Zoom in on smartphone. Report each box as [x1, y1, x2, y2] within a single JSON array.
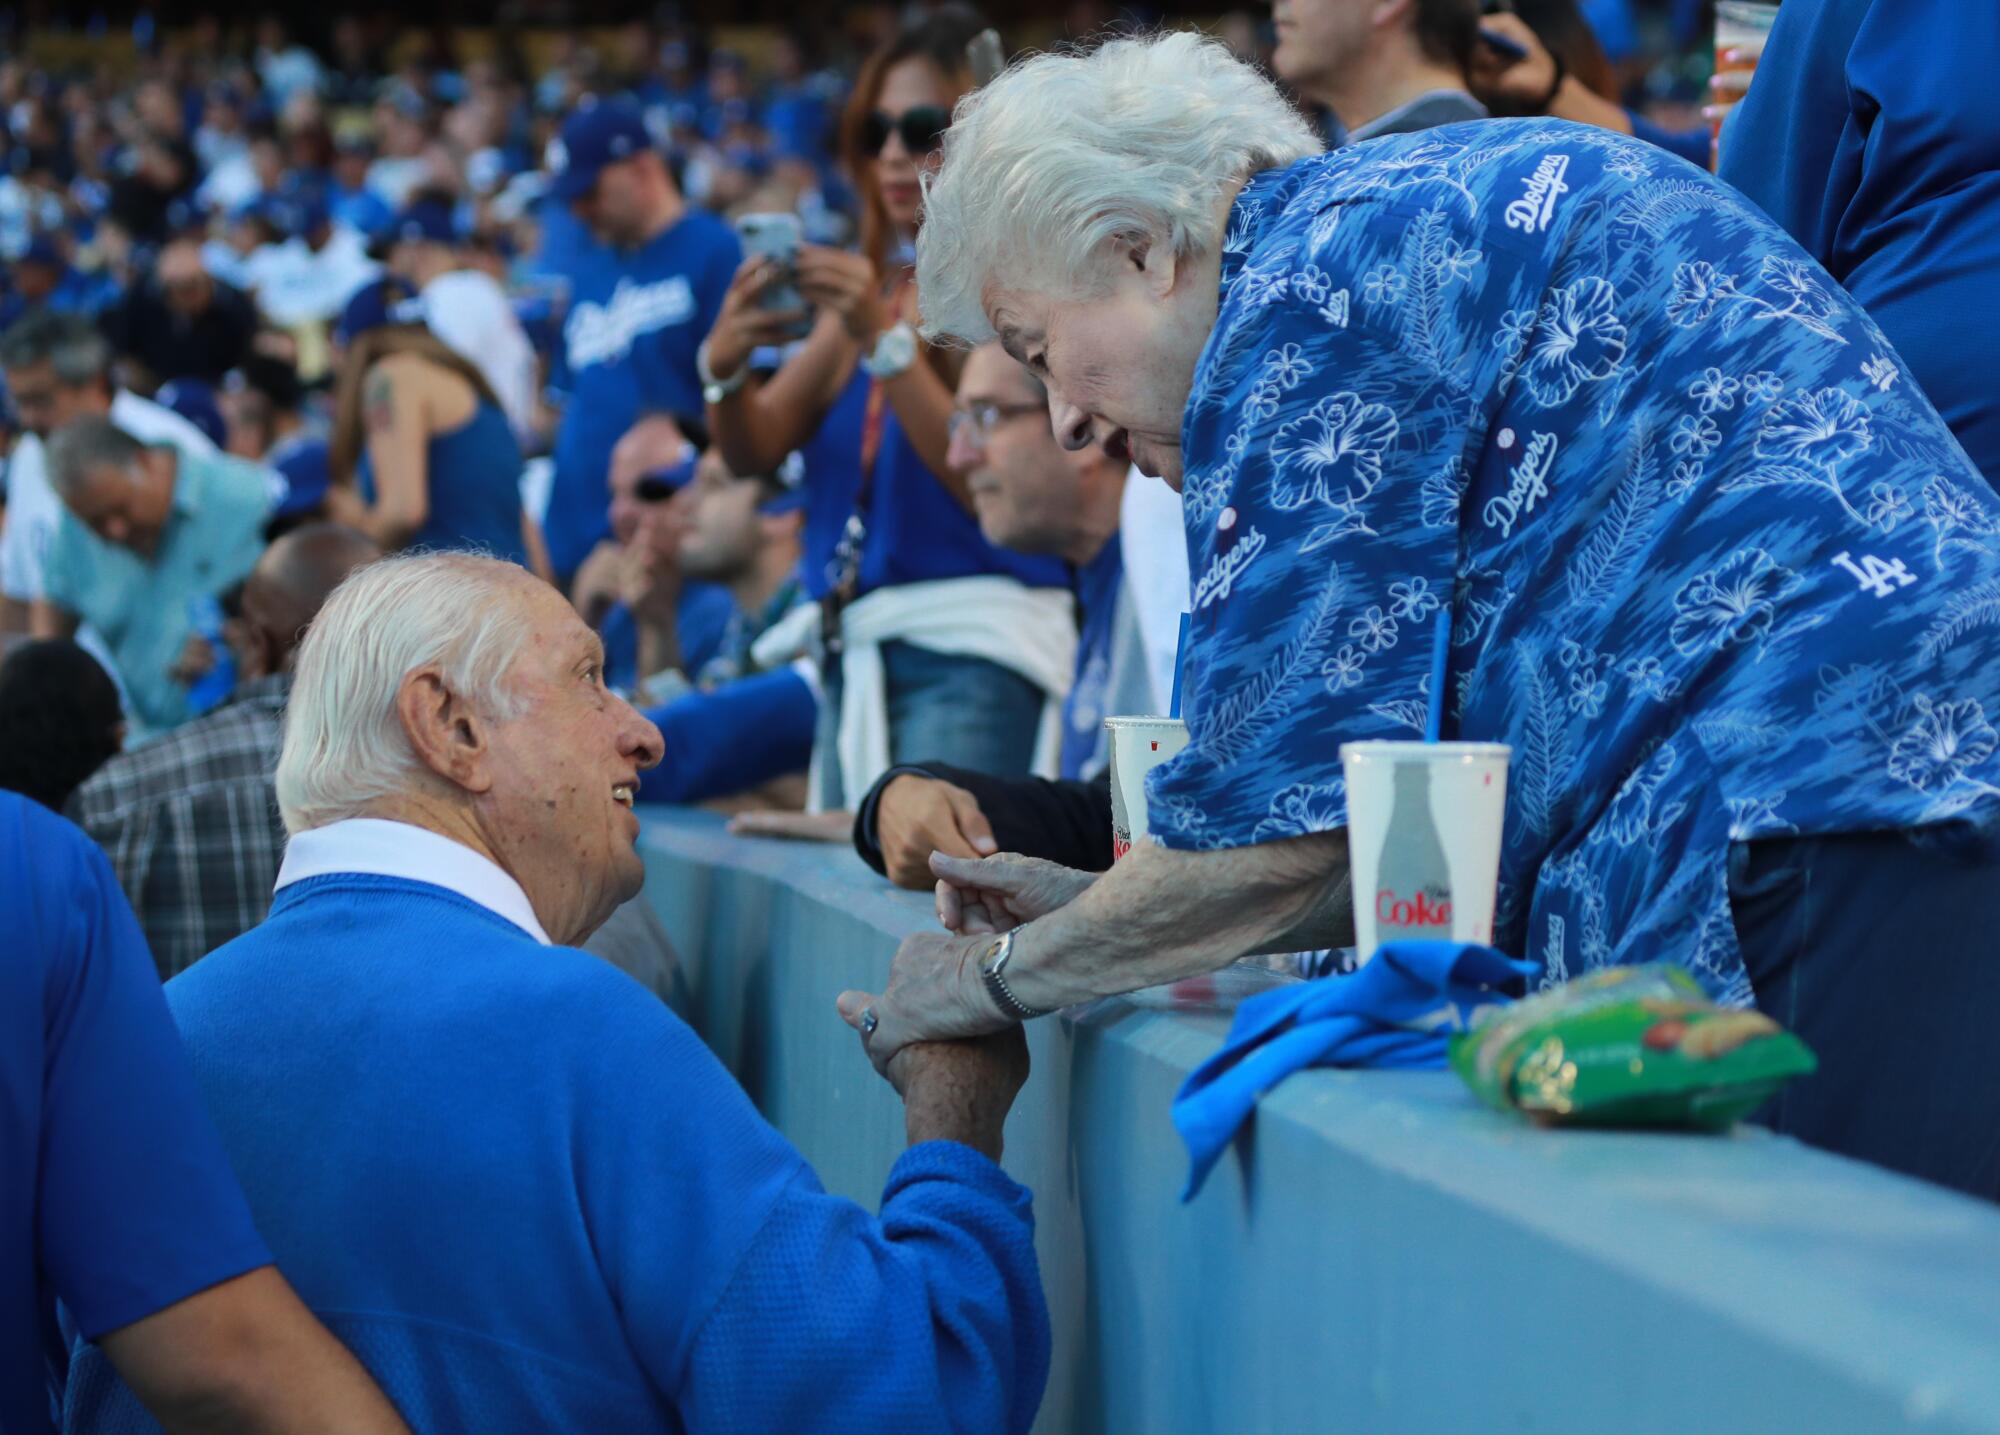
[[733, 212, 813, 341]]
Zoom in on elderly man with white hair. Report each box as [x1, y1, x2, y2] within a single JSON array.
[[839, 34, 2000, 1200], [61, 551, 1050, 1434]]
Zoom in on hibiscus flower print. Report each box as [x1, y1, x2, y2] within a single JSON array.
[[1363, 264, 1405, 305], [1322, 645, 1366, 692], [1522, 276, 1628, 407], [1388, 577, 1440, 622], [1493, 307, 1536, 360], [1251, 780, 1349, 842], [1267, 392, 1400, 511], [1741, 370, 1785, 405], [1669, 549, 1804, 657], [1667, 460, 1703, 499], [1420, 458, 1467, 528], [1348, 605, 1400, 653], [1754, 385, 1873, 474], [1437, 237, 1483, 283], [1264, 343, 1313, 391], [1291, 266, 1332, 306], [1688, 367, 1739, 414], [1888, 695, 1998, 793], [1665, 261, 1738, 328], [1671, 413, 1721, 461], [1605, 152, 1648, 183], [1865, 481, 1912, 534]]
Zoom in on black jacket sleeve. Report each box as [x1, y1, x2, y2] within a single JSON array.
[[853, 763, 1114, 877]]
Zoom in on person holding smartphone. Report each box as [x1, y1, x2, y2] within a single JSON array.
[[698, 8, 1076, 813]]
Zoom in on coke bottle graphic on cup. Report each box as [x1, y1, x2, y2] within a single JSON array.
[[1374, 760, 1454, 941]]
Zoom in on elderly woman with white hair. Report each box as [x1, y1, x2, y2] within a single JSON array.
[[64, 550, 1054, 1433], [840, 33, 2000, 1199]]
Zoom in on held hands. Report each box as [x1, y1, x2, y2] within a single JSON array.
[[930, 851, 1098, 935], [876, 774, 997, 888], [706, 255, 811, 380], [793, 246, 889, 345], [837, 929, 1008, 1077], [884, 1030, 1031, 1162]]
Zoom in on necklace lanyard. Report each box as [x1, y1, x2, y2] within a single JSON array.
[[823, 268, 914, 656]]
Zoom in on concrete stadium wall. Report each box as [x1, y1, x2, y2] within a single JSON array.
[[638, 809, 2000, 1435]]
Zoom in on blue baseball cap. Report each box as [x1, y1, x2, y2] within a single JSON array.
[[269, 433, 333, 519], [334, 276, 425, 346], [153, 379, 228, 449], [388, 197, 459, 246], [546, 98, 654, 204], [16, 233, 62, 269], [265, 181, 331, 240]]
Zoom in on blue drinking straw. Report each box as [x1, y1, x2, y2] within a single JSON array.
[[1169, 612, 1192, 719], [1425, 607, 1450, 742]]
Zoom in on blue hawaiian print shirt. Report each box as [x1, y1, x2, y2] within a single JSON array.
[[1147, 119, 2000, 1004]]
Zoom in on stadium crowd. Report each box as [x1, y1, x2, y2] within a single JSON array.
[[9, 0, 2000, 1430]]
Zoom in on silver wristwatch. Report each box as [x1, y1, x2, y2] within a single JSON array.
[[860, 321, 918, 380], [979, 928, 1049, 1023], [697, 340, 748, 404]]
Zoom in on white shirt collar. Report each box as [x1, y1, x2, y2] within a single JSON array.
[[275, 817, 552, 945]]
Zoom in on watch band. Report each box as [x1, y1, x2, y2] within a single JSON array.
[[697, 340, 748, 402], [980, 929, 1050, 1023], [860, 321, 917, 380]]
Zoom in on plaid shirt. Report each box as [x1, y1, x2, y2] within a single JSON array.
[[67, 673, 290, 979]]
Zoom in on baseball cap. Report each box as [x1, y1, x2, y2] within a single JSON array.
[[546, 97, 654, 204], [334, 276, 425, 346], [154, 379, 229, 449], [388, 196, 459, 246], [265, 181, 331, 240], [15, 233, 62, 269]]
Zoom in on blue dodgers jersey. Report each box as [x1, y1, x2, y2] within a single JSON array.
[[1152, 120, 2000, 1004], [546, 211, 740, 576]]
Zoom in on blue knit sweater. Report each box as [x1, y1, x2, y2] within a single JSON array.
[[60, 875, 1050, 1434]]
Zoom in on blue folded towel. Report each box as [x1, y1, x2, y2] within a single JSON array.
[[1172, 941, 1538, 1200]]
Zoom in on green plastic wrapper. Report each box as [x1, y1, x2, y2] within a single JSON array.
[[1449, 964, 1817, 1129]]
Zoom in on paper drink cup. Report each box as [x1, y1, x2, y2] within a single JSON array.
[[1341, 741, 1510, 965], [1105, 716, 1190, 861]]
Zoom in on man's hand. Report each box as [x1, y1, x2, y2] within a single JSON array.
[[876, 774, 997, 888], [884, 1030, 1030, 1162], [836, 929, 1009, 1075], [569, 538, 626, 626], [930, 851, 1098, 935]]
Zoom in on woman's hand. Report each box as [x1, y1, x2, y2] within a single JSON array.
[[794, 245, 890, 345], [929, 852, 1100, 935], [704, 255, 812, 381]]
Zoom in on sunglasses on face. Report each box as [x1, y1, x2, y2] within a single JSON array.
[[634, 474, 682, 504], [859, 105, 951, 157]]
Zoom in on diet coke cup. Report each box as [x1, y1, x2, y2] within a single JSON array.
[[1340, 740, 1510, 964], [1105, 716, 1190, 860]]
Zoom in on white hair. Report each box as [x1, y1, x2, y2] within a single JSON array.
[[275, 552, 538, 834], [916, 30, 1323, 347]]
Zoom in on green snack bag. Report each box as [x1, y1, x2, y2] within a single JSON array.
[[1449, 963, 1817, 1129]]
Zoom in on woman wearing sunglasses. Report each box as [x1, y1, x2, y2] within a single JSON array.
[[699, 8, 1075, 814]]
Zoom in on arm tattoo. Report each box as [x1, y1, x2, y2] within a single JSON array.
[[364, 371, 397, 435]]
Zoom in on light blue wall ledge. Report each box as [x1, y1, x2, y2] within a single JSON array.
[[637, 809, 2000, 1435]]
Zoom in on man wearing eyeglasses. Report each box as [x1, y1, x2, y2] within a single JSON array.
[[849, 345, 1160, 886]]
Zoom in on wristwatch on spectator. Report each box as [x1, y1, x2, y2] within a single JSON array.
[[978, 928, 1049, 1023], [697, 340, 748, 404], [860, 321, 918, 380]]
